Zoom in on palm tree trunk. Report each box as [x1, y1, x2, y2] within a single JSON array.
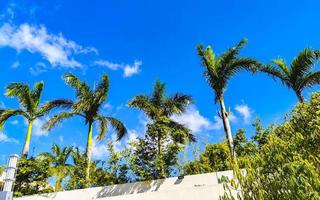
[[55, 173, 61, 192], [85, 122, 93, 186], [21, 121, 33, 157], [295, 91, 304, 103], [218, 96, 236, 160]]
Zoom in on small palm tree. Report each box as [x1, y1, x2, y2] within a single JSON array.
[[261, 48, 320, 102], [40, 144, 73, 192], [197, 38, 260, 159], [0, 81, 71, 157], [44, 73, 127, 185], [128, 80, 196, 155]]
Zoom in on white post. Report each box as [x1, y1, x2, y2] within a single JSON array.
[[0, 154, 19, 200]]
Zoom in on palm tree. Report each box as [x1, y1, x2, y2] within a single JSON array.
[[43, 73, 127, 185], [128, 80, 196, 158], [197, 38, 260, 159], [261, 48, 320, 102], [0, 81, 72, 157], [40, 144, 73, 192]]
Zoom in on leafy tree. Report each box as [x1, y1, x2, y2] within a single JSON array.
[[197, 39, 260, 159], [65, 147, 87, 189], [184, 142, 231, 175], [128, 80, 195, 179], [44, 73, 127, 185], [128, 132, 183, 181], [40, 144, 73, 192], [14, 157, 53, 197], [0, 81, 71, 157], [261, 48, 320, 102], [221, 92, 320, 200]]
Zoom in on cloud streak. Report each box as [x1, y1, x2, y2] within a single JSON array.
[[95, 59, 142, 77], [0, 23, 97, 68]]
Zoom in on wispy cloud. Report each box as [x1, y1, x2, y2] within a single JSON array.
[[172, 105, 237, 133], [123, 61, 142, 77], [11, 61, 20, 68], [172, 106, 212, 133], [235, 103, 252, 124], [0, 23, 97, 68], [29, 62, 47, 75], [32, 118, 48, 136], [95, 59, 142, 78], [0, 132, 19, 144]]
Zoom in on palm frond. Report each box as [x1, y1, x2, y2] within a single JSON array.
[[300, 71, 320, 90], [43, 111, 79, 131], [37, 99, 73, 117], [93, 74, 109, 106], [260, 64, 290, 87], [64, 73, 92, 101], [0, 109, 29, 129], [220, 38, 247, 66], [31, 81, 44, 108], [106, 117, 127, 141], [164, 93, 193, 115], [95, 115, 108, 141], [5, 83, 34, 113], [229, 57, 261, 74], [128, 95, 156, 118], [168, 120, 196, 143], [151, 80, 166, 107], [291, 48, 320, 79]]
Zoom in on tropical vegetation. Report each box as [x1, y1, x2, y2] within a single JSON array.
[[0, 39, 320, 199]]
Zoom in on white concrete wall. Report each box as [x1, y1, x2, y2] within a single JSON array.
[[14, 171, 239, 200]]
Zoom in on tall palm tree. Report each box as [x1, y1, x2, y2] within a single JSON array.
[[128, 80, 196, 157], [197, 38, 260, 159], [40, 144, 73, 192], [0, 81, 72, 157], [261, 48, 320, 102], [43, 73, 127, 185]]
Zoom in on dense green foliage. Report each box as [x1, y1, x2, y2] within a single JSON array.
[[221, 92, 320, 199], [1, 39, 320, 199], [14, 157, 53, 197]]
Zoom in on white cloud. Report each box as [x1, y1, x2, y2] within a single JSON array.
[[123, 60, 142, 77], [11, 61, 20, 68], [235, 104, 252, 124], [172, 105, 238, 133], [0, 23, 97, 68], [32, 118, 48, 136], [127, 129, 138, 142], [95, 59, 142, 78], [94, 60, 122, 70], [103, 103, 112, 110], [172, 106, 211, 133], [92, 138, 109, 160], [29, 62, 47, 75], [0, 132, 19, 144]]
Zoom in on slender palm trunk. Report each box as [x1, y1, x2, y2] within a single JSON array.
[[295, 91, 304, 103], [157, 132, 165, 178], [55, 172, 62, 192], [21, 121, 33, 157], [85, 122, 93, 186], [218, 96, 236, 160]]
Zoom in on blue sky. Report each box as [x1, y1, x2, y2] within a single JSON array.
[[1, 0, 320, 164]]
